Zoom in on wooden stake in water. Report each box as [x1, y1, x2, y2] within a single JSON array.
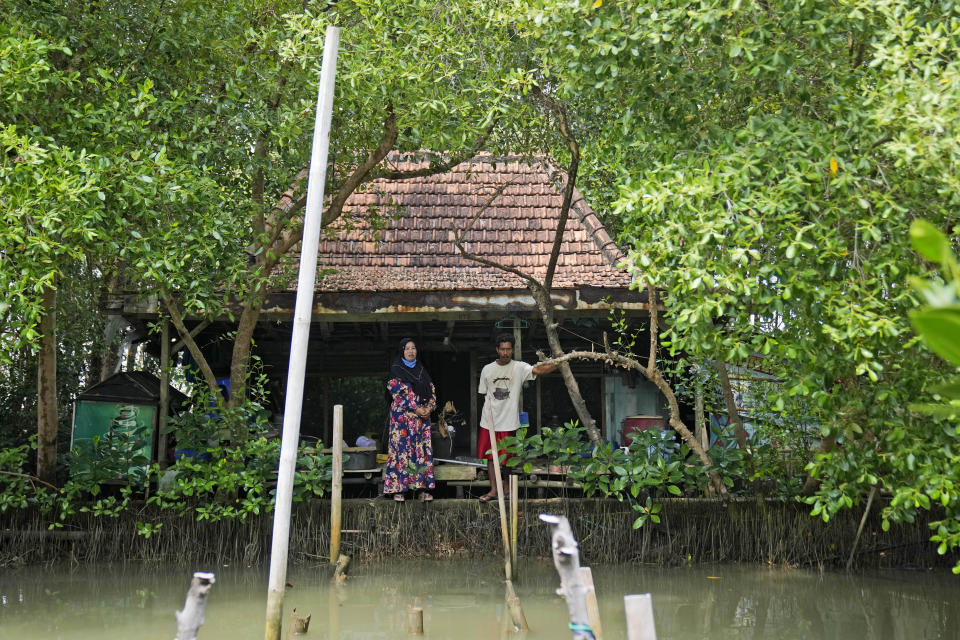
[[264, 25, 340, 640], [330, 404, 343, 565], [580, 566, 604, 640], [488, 425, 529, 631], [623, 594, 658, 640], [289, 609, 311, 636], [176, 572, 216, 640], [539, 514, 593, 640], [407, 606, 424, 634], [332, 553, 351, 583]]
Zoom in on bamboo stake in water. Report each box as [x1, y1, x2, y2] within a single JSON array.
[[264, 26, 340, 640], [510, 474, 519, 571], [489, 425, 512, 578], [330, 404, 344, 565], [488, 425, 528, 631]]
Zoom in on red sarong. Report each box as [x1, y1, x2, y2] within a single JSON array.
[[477, 428, 515, 462]]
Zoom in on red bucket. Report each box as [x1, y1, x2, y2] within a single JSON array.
[[621, 415, 664, 443]]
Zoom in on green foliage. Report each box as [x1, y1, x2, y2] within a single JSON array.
[[147, 437, 332, 522], [898, 220, 960, 573], [70, 428, 151, 485], [503, 422, 703, 529], [3, 0, 960, 560], [512, 0, 960, 566], [0, 427, 333, 527], [0, 441, 43, 512]]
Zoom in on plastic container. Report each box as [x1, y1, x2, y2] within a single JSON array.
[[341, 446, 377, 470], [621, 415, 664, 443]]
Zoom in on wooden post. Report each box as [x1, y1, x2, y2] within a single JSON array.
[[175, 572, 216, 640], [499, 598, 513, 640], [580, 567, 604, 640], [539, 514, 593, 640], [469, 350, 478, 458], [289, 609, 311, 636], [332, 553, 351, 583], [514, 326, 523, 419], [407, 606, 424, 634], [330, 404, 343, 565], [624, 594, 657, 640], [264, 26, 340, 640], [536, 376, 542, 434], [510, 473, 519, 571], [158, 316, 170, 467]]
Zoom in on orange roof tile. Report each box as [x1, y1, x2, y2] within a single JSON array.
[[290, 153, 632, 292]]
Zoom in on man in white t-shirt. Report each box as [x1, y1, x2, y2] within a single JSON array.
[[477, 333, 556, 501]]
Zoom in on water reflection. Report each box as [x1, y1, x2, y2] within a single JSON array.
[[1, 560, 957, 639]]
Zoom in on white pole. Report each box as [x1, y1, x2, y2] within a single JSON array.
[[264, 25, 340, 640], [330, 404, 344, 564]]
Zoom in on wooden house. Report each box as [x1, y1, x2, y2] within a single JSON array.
[[123, 153, 667, 456]]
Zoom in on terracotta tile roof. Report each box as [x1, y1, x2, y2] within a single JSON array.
[[294, 153, 632, 292]]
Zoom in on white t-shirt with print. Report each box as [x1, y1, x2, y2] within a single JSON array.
[[479, 359, 536, 432]]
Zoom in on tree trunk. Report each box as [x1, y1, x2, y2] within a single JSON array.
[[531, 286, 602, 445], [714, 360, 749, 450], [98, 271, 124, 382], [802, 436, 836, 495], [162, 294, 220, 395], [98, 314, 124, 382], [537, 349, 729, 499], [36, 286, 58, 484], [227, 290, 265, 410]]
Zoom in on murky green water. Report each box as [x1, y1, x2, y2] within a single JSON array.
[[2, 558, 957, 639]]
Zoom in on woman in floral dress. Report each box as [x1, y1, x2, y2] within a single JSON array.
[[385, 338, 436, 501]]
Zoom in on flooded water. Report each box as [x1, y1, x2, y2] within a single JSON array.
[[1, 558, 958, 639]]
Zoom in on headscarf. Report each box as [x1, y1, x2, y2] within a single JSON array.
[[390, 338, 433, 404]]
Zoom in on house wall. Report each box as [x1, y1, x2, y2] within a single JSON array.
[[603, 374, 665, 445]]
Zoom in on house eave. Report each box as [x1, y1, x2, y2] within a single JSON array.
[[122, 287, 647, 322]]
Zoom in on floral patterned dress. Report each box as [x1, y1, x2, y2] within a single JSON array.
[[384, 378, 436, 495]]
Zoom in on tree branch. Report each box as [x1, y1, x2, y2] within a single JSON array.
[[451, 183, 543, 289], [322, 107, 399, 226], [532, 87, 579, 290], [160, 293, 221, 395], [263, 117, 493, 272], [375, 127, 492, 181], [646, 283, 659, 374], [714, 360, 750, 451], [536, 346, 729, 499], [261, 108, 399, 270], [0, 470, 59, 492]]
